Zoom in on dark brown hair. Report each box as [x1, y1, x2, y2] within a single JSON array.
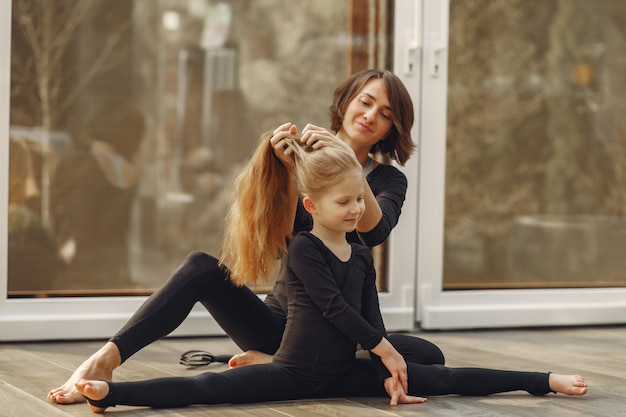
[[329, 69, 415, 165]]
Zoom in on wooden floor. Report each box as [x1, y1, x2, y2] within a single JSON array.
[[1, 326, 624, 417]]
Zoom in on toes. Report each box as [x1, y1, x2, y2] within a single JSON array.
[[52, 392, 85, 404]]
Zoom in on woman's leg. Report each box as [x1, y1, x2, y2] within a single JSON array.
[[50, 251, 285, 404], [112, 251, 285, 360], [77, 364, 308, 411]]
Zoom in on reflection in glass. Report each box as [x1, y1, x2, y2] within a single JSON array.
[[8, 0, 393, 296], [444, 0, 626, 289]]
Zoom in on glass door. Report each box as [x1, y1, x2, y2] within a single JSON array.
[[416, 0, 626, 329], [0, 0, 420, 340]]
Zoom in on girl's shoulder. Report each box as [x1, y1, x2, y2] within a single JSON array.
[[292, 232, 371, 262]]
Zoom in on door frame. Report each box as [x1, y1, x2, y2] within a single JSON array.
[[415, 0, 626, 330]]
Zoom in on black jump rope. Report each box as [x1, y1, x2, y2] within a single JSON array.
[[179, 350, 233, 367]]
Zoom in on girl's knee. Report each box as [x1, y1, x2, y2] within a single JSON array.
[[387, 333, 445, 365]]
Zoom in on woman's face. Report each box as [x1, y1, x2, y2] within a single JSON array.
[[337, 78, 393, 154]]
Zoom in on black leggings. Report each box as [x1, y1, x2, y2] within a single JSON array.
[[89, 360, 552, 409], [110, 251, 445, 365]]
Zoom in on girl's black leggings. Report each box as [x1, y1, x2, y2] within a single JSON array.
[[88, 359, 552, 409], [109, 251, 445, 365]]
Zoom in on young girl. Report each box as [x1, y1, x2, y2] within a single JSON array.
[[75, 134, 587, 412]]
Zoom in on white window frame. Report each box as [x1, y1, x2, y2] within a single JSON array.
[[415, 0, 626, 330], [0, 0, 421, 341]]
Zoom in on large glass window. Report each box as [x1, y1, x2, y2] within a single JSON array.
[[8, 0, 394, 297], [443, 0, 626, 290]]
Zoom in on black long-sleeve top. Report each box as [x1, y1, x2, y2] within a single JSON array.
[[272, 232, 387, 381]]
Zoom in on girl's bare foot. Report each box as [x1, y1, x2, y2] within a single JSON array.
[[75, 379, 109, 413], [228, 350, 273, 368], [48, 342, 121, 404], [549, 374, 588, 396]]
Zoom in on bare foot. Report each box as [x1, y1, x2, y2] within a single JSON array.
[[549, 374, 588, 396], [48, 342, 121, 404], [228, 350, 273, 368], [75, 379, 109, 413]]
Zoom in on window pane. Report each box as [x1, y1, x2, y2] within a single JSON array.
[[8, 0, 393, 296], [444, 0, 626, 290]]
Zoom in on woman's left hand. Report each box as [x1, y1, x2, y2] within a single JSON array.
[[299, 124, 353, 153]]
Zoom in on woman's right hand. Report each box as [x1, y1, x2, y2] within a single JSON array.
[[270, 122, 298, 171]]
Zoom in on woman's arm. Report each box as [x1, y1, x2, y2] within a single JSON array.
[[356, 166, 408, 246], [356, 179, 383, 234], [270, 123, 300, 235]]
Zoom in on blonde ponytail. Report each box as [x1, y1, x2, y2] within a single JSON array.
[[220, 132, 292, 285]]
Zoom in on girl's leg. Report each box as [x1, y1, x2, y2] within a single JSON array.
[[331, 360, 585, 400], [407, 363, 551, 396], [78, 364, 307, 410], [387, 333, 445, 365]]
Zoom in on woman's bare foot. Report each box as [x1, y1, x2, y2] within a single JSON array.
[[75, 379, 110, 413], [228, 350, 273, 368], [549, 374, 588, 396], [48, 342, 121, 404]]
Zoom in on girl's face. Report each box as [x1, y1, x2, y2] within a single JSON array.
[[308, 172, 365, 235], [337, 78, 394, 153]]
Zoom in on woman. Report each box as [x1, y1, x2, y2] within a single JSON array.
[[49, 69, 444, 404], [75, 134, 587, 412]]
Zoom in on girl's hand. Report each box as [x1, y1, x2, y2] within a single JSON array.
[[371, 337, 409, 395], [380, 347, 409, 395], [299, 124, 353, 153], [383, 377, 427, 406], [270, 122, 298, 170]]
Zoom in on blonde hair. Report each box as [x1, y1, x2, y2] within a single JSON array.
[[220, 131, 363, 285]]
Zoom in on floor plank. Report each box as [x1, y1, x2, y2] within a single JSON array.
[[1, 326, 624, 417]]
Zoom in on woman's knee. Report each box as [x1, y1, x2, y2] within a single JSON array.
[[181, 251, 227, 276], [167, 251, 228, 289], [184, 251, 219, 267]]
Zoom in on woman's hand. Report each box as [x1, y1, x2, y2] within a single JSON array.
[[299, 124, 353, 153], [383, 377, 427, 406], [270, 122, 298, 170]]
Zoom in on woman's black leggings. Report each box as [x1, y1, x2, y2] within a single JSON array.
[[88, 360, 552, 409], [109, 251, 445, 365]]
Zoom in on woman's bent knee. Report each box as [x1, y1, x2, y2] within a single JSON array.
[[183, 251, 227, 275]]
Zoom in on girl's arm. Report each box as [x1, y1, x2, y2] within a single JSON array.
[[288, 234, 384, 350], [360, 260, 409, 396]]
